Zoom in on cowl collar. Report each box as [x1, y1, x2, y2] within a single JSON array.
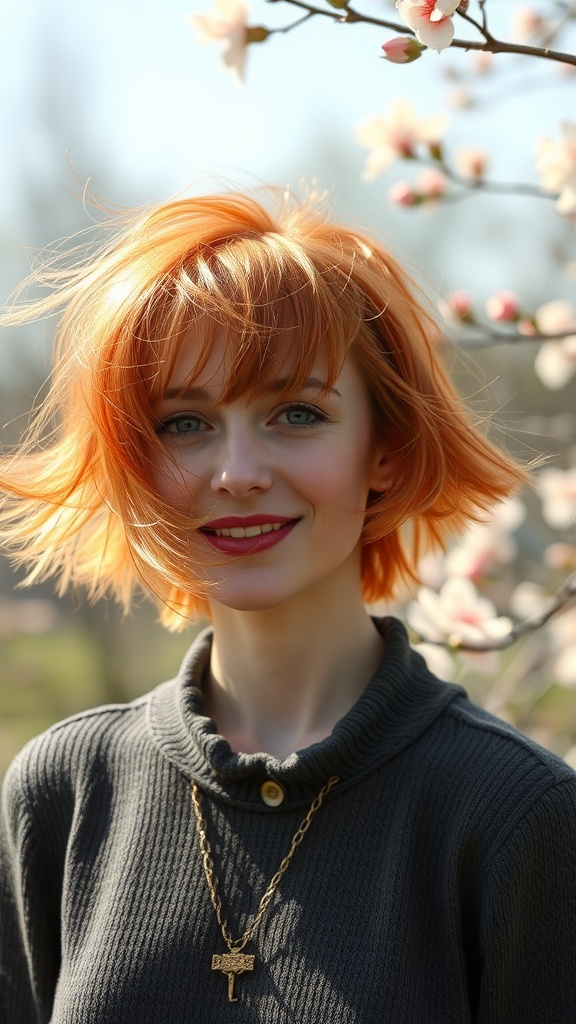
[[148, 616, 465, 809]]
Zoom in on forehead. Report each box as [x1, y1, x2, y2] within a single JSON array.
[[157, 318, 346, 405], [162, 330, 372, 412]]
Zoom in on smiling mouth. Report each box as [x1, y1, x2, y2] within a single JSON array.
[[198, 518, 299, 553], [206, 523, 285, 539]]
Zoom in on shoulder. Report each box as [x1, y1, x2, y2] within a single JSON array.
[[443, 693, 574, 787], [413, 689, 576, 862], [2, 682, 175, 826]]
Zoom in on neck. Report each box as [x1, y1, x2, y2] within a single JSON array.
[[204, 587, 385, 760]]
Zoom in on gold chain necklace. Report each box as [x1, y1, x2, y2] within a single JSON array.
[[191, 775, 340, 1003]]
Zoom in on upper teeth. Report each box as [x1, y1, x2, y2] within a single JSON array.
[[213, 523, 285, 538]]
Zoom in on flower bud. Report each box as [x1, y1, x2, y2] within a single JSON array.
[[388, 180, 418, 207], [439, 290, 474, 323], [428, 142, 443, 162], [381, 36, 424, 64], [245, 26, 269, 43], [485, 291, 520, 322], [415, 168, 446, 199], [455, 145, 489, 179]]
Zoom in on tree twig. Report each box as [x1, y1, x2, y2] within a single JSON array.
[[426, 161, 552, 201], [443, 326, 576, 348], [421, 571, 576, 652], [265, 0, 576, 67]]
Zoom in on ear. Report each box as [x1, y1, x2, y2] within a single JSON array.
[[367, 443, 398, 494]]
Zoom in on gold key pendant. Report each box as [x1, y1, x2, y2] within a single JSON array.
[[212, 951, 255, 1002]]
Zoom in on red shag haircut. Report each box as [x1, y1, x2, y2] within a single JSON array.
[[0, 189, 529, 630]]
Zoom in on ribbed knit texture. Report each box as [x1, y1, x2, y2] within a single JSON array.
[[2, 617, 576, 1023]]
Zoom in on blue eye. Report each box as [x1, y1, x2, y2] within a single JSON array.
[[277, 404, 326, 427], [158, 414, 207, 435]]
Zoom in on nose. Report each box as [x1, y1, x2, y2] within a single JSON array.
[[210, 430, 273, 498]]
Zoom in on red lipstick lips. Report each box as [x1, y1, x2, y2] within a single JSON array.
[[199, 515, 298, 555]]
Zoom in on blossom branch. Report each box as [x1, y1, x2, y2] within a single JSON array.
[[445, 327, 576, 349], [266, 9, 314, 35], [454, 7, 495, 43], [266, 0, 576, 66], [442, 571, 576, 653], [425, 159, 553, 201]]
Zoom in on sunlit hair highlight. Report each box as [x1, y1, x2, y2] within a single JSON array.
[[0, 188, 530, 629]]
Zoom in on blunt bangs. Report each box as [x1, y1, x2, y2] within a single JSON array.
[[138, 232, 367, 412]]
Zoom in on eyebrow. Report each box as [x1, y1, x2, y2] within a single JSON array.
[[161, 376, 342, 401]]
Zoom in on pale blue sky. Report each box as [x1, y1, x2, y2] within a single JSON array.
[[2, 1, 573, 204], [0, 0, 574, 360]]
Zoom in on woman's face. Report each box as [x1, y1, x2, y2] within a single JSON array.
[[150, 333, 391, 613]]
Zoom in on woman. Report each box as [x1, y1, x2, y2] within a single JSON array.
[[1, 189, 575, 1023]]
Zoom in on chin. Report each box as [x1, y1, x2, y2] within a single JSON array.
[[210, 590, 293, 614]]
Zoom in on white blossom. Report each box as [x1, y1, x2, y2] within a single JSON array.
[[407, 577, 512, 646], [396, 0, 459, 53], [355, 99, 448, 181], [535, 122, 576, 217], [187, 0, 249, 81], [533, 300, 576, 390], [536, 467, 576, 529]]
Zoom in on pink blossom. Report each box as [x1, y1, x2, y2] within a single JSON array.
[[355, 99, 448, 181], [535, 122, 576, 217], [455, 145, 489, 180], [512, 7, 545, 42], [518, 318, 538, 336], [544, 543, 576, 570], [533, 299, 576, 389], [396, 0, 460, 53], [187, 0, 251, 81], [437, 289, 473, 323], [416, 167, 446, 198], [391, 169, 446, 209], [485, 290, 520, 322], [536, 467, 576, 529], [407, 577, 512, 647], [388, 181, 418, 206], [381, 36, 424, 63]]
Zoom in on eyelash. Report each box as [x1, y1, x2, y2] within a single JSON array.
[[156, 414, 209, 436], [156, 403, 328, 437], [274, 403, 328, 428]]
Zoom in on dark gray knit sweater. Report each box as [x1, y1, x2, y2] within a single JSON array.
[[2, 617, 576, 1023]]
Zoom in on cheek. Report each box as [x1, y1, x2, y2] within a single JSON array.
[[149, 449, 203, 508], [298, 459, 373, 520], [302, 430, 372, 489]]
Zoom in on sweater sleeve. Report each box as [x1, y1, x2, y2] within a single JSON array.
[[0, 753, 62, 1024], [478, 777, 576, 1023]]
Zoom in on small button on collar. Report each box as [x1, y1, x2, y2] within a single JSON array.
[[260, 779, 285, 807]]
